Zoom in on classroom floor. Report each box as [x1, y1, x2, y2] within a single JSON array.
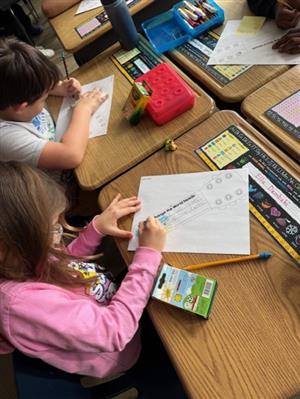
[[29, 0, 78, 76]]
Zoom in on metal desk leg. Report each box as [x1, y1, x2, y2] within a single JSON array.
[[9, 7, 35, 45]]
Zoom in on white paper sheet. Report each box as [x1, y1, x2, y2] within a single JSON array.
[[208, 20, 300, 65], [55, 75, 114, 140], [128, 169, 250, 254], [75, 0, 102, 15]]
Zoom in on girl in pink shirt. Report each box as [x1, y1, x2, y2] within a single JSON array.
[[0, 162, 166, 378]]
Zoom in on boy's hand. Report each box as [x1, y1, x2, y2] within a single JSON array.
[[273, 28, 300, 53], [275, 2, 300, 29], [94, 194, 141, 238], [63, 78, 81, 98], [50, 78, 81, 98], [138, 217, 166, 252], [74, 88, 108, 115]]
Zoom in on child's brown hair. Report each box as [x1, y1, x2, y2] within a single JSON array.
[[0, 38, 60, 110], [0, 162, 87, 286]]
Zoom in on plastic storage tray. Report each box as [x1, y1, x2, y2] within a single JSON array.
[[135, 63, 195, 125], [142, 0, 224, 54]]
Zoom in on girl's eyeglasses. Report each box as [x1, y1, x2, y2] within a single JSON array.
[[52, 223, 63, 246]]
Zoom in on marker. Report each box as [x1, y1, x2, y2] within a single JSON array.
[[61, 52, 70, 80], [184, 252, 272, 271], [184, 7, 199, 21], [183, 1, 205, 19], [202, 2, 217, 14], [178, 8, 198, 27]]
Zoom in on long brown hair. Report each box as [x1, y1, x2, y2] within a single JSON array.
[[0, 162, 86, 286]]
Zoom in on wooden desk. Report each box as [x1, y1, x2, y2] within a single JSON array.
[[49, 0, 152, 53], [168, 0, 289, 103], [49, 0, 178, 63], [99, 111, 300, 399], [242, 66, 300, 163], [47, 44, 215, 190]]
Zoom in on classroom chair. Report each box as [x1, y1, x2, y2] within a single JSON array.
[[0, 0, 34, 45], [12, 350, 139, 399], [21, 0, 39, 23]]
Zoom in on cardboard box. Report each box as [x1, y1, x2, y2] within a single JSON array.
[[152, 263, 217, 319]]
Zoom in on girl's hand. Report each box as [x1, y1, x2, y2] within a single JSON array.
[[74, 88, 108, 115], [94, 194, 141, 238], [138, 217, 166, 252], [50, 78, 81, 98]]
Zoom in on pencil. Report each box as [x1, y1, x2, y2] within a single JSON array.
[[184, 252, 272, 271], [61, 52, 70, 80]]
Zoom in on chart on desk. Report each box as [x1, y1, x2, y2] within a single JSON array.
[[265, 91, 300, 140], [195, 125, 300, 264], [176, 31, 252, 85]]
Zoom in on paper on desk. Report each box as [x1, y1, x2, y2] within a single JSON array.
[[236, 16, 266, 35], [55, 75, 114, 140], [128, 169, 250, 254], [208, 20, 300, 65], [76, 0, 102, 15]]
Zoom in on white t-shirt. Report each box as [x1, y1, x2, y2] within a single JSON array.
[[0, 108, 57, 166]]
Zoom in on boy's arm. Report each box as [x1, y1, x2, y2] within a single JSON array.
[[42, 0, 80, 18], [38, 90, 108, 170], [247, 0, 277, 18], [38, 105, 91, 169]]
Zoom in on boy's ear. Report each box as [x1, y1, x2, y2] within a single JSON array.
[[13, 102, 29, 113]]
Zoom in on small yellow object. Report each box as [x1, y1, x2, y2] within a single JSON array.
[[164, 139, 177, 151]]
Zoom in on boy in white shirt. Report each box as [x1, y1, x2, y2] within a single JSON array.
[[0, 38, 108, 170]]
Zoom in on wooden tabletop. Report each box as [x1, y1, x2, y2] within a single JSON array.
[[168, 0, 289, 103], [49, 0, 154, 53], [242, 66, 300, 163], [99, 110, 300, 399], [47, 43, 215, 190]]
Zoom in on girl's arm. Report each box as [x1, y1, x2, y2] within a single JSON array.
[[67, 195, 141, 257], [38, 89, 108, 170]]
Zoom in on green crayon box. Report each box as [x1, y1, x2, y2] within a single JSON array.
[[122, 80, 152, 125], [152, 263, 217, 319]]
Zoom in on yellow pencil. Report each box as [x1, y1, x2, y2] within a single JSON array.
[[184, 252, 272, 271]]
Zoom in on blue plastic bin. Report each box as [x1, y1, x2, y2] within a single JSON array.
[[142, 0, 224, 54]]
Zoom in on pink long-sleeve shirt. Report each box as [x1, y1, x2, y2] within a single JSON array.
[[0, 220, 162, 378]]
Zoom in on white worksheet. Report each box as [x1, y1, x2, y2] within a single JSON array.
[[76, 0, 102, 15], [128, 169, 250, 254], [208, 20, 300, 65], [55, 75, 114, 140]]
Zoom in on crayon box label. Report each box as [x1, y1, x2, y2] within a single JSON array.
[[152, 264, 217, 319], [122, 81, 152, 125]]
